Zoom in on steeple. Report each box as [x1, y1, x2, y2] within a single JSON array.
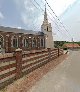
[[44, 4, 48, 24], [41, 5, 54, 48]]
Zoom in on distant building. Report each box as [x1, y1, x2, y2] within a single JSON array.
[[63, 43, 80, 49]]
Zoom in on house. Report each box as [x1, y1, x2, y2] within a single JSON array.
[[63, 43, 80, 49]]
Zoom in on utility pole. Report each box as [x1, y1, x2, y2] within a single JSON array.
[[72, 38, 74, 50]]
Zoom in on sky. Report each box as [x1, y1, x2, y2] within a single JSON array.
[[0, 0, 78, 41], [59, 0, 80, 42]]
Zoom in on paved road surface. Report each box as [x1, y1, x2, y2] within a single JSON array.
[[28, 50, 80, 92]]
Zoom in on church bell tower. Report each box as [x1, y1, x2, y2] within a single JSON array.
[[41, 6, 54, 48]]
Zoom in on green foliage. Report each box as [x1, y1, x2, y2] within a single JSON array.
[[54, 41, 66, 48], [66, 42, 80, 45]]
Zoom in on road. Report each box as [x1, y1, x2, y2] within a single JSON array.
[[28, 50, 80, 92]]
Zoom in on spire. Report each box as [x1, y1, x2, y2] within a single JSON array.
[[44, 4, 48, 23], [45, 4, 47, 14]]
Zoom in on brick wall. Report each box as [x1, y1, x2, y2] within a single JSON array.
[[0, 31, 45, 53], [0, 48, 63, 89]]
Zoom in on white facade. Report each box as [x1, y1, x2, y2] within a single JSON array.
[[41, 7, 54, 48]]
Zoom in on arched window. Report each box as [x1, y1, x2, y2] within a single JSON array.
[[12, 36, 18, 48], [0, 35, 4, 48], [32, 39, 36, 47], [47, 26, 48, 31], [23, 38, 29, 48], [40, 39, 44, 47]]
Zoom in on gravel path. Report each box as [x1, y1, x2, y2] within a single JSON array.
[[28, 50, 80, 92]]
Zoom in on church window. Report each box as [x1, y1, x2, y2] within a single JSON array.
[[40, 39, 44, 47], [12, 36, 18, 48], [47, 26, 48, 31], [23, 39, 29, 48], [0, 35, 4, 48], [32, 39, 36, 47]]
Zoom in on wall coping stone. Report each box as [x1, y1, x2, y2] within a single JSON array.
[[15, 48, 22, 52]]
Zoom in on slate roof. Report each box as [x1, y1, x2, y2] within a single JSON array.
[[0, 26, 38, 34]]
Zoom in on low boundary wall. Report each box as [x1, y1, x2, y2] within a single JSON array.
[[0, 48, 63, 89]]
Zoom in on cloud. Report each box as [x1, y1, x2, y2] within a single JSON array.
[[14, 0, 44, 31], [17, 26, 22, 29], [21, 13, 32, 25], [46, 0, 76, 16], [0, 12, 4, 19], [21, 0, 41, 23]]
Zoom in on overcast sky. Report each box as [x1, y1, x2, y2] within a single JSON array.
[[0, 0, 78, 41], [59, 0, 80, 42]]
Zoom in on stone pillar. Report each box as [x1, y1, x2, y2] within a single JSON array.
[[15, 48, 22, 79], [47, 48, 51, 61], [58, 48, 59, 57]]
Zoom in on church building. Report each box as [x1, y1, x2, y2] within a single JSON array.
[[41, 6, 54, 48], [0, 7, 54, 53]]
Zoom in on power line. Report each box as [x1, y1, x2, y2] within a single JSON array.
[[33, 0, 44, 11], [27, 0, 43, 31], [48, 15, 67, 36], [44, 5, 70, 38], [31, 0, 72, 40], [44, 0, 73, 38], [30, 0, 39, 10]]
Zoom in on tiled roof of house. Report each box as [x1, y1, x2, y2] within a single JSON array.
[[63, 43, 80, 48]]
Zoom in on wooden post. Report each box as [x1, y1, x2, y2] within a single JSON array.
[[15, 48, 22, 79]]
